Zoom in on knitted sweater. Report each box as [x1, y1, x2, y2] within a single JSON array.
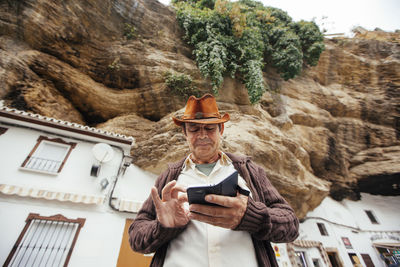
[[129, 152, 299, 267]]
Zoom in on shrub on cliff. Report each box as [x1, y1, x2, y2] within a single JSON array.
[[164, 71, 200, 98], [172, 0, 324, 103]]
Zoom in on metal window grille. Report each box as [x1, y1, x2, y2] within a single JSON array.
[[4, 213, 85, 267], [25, 157, 63, 173]]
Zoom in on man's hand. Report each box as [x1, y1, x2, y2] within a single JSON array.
[[188, 192, 248, 229], [151, 180, 189, 228]]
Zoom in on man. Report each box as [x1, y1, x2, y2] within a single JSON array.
[[129, 94, 299, 267]]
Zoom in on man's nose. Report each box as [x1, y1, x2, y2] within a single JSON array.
[[198, 127, 208, 138]]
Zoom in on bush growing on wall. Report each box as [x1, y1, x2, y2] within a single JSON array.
[[172, 0, 324, 103], [164, 71, 200, 98]]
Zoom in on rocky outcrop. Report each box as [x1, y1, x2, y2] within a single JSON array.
[[1, 0, 399, 218]]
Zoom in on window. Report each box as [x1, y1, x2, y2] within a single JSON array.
[[365, 210, 379, 224], [361, 254, 375, 267], [348, 253, 362, 266], [327, 251, 341, 267], [21, 136, 76, 174], [317, 222, 329, 236], [4, 213, 85, 267], [295, 251, 308, 267]]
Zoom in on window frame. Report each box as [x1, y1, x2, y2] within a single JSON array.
[[20, 136, 76, 175], [4, 213, 85, 267], [317, 222, 329, 236], [294, 250, 308, 267]]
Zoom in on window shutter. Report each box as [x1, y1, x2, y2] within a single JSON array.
[[21, 136, 76, 174]]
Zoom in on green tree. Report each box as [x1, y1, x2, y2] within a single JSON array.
[[173, 0, 325, 103]]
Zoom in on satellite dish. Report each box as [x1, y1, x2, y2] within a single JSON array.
[[92, 143, 114, 163]]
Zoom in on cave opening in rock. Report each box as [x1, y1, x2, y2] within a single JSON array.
[[78, 106, 107, 126], [357, 173, 400, 196], [142, 114, 161, 122]]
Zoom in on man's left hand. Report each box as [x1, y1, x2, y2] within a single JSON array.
[[188, 192, 248, 229]]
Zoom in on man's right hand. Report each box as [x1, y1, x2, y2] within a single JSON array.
[[151, 180, 190, 228]]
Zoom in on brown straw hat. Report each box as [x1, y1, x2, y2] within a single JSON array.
[[172, 94, 230, 126]]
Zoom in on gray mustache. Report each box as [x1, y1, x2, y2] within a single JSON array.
[[195, 141, 213, 145]]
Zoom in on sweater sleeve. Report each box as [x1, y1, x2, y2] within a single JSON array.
[[128, 169, 187, 254], [234, 161, 299, 243]]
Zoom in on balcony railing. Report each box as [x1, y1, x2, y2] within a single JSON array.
[[24, 157, 62, 173]]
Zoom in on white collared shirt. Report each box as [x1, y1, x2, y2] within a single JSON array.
[[163, 152, 258, 267]]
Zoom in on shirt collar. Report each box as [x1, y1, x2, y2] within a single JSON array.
[[219, 151, 232, 165], [182, 151, 231, 172]]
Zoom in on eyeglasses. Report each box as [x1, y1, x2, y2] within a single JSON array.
[[186, 124, 218, 134]]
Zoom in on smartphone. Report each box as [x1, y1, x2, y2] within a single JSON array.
[[187, 171, 238, 206]]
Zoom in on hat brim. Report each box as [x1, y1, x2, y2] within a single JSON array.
[[172, 113, 230, 126]]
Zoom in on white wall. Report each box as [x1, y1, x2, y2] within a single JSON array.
[[115, 164, 157, 202], [298, 194, 400, 267], [0, 124, 124, 196], [343, 193, 400, 231]]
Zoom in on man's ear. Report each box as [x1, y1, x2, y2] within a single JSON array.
[[219, 123, 224, 135], [181, 124, 187, 136]]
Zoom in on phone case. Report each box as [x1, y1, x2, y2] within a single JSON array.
[[187, 171, 238, 205]]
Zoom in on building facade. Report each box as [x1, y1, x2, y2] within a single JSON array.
[[0, 106, 157, 267], [274, 194, 400, 267]]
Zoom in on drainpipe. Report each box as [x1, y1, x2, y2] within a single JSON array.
[[107, 146, 134, 213]]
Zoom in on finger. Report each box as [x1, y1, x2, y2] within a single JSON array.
[[150, 187, 162, 210], [178, 193, 188, 203], [171, 184, 187, 199], [204, 194, 236, 208], [161, 180, 177, 201], [189, 204, 229, 218], [189, 212, 233, 228]]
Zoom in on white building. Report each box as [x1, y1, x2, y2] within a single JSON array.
[[0, 106, 157, 267], [274, 194, 400, 267], [1, 104, 399, 267]]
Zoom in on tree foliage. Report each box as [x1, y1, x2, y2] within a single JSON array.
[[172, 0, 324, 103]]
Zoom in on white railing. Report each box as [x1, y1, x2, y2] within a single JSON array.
[[25, 157, 62, 173]]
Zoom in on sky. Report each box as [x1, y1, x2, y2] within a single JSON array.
[[157, 0, 400, 36]]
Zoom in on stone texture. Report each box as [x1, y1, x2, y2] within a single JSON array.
[[1, 0, 399, 218]]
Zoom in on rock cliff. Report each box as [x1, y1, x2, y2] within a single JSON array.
[[1, 0, 399, 217]]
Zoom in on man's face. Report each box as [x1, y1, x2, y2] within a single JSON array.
[[184, 123, 223, 163]]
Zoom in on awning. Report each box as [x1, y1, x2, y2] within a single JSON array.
[[117, 199, 144, 213], [373, 242, 400, 250], [0, 184, 105, 205], [287, 240, 331, 267], [293, 240, 322, 248]]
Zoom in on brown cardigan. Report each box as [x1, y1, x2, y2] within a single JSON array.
[[129, 153, 299, 267]]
